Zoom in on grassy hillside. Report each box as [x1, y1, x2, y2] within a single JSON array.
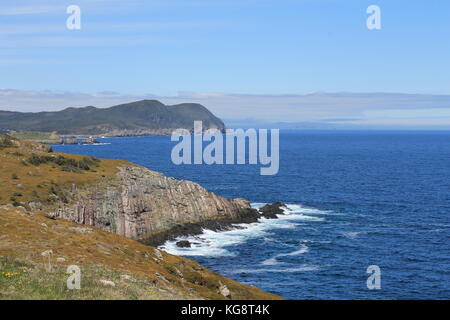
[[0, 135, 280, 300], [0, 208, 279, 300], [0, 134, 128, 210], [0, 100, 225, 135]]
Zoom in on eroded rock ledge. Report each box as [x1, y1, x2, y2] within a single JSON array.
[[51, 165, 259, 244]]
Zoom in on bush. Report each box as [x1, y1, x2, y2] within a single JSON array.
[[10, 197, 21, 207], [0, 137, 14, 150], [25, 154, 100, 173]]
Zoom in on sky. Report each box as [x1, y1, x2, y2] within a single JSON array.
[[1, 0, 450, 128]]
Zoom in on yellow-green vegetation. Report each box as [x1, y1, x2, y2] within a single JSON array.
[[9, 131, 61, 143], [0, 134, 129, 210], [0, 208, 280, 300], [0, 134, 280, 300]]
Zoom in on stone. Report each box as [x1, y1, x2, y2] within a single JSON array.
[[176, 240, 191, 248], [68, 226, 92, 234], [120, 274, 136, 282], [99, 280, 115, 287], [50, 165, 258, 243], [219, 282, 231, 298], [259, 202, 287, 219], [153, 248, 163, 260], [41, 249, 53, 257]]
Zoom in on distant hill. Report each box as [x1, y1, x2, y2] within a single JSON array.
[[0, 100, 225, 136]]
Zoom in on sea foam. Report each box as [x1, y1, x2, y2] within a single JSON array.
[[159, 203, 328, 257]]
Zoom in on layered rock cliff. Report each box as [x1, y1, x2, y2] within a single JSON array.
[[0, 135, 280, 300], [1, 134, 257, 245], [50, 165, 258, 243]]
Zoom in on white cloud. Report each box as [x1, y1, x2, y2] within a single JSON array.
[[0, 89, 450, 129]]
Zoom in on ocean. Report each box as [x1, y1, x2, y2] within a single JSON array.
[[53, 131, 450, 299]]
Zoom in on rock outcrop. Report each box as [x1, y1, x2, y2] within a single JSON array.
[[258, 202, 287, 219], [50, 165, 259, 244]]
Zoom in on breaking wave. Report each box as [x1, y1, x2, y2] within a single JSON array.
[[159, 203, 328, 257]]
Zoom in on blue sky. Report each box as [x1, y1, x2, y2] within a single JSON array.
[[1, 0, 450, 128]]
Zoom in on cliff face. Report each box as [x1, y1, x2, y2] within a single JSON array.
[[50, 165, 257, 242], [1, 135, 256, 244]]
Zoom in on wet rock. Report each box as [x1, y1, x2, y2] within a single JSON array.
[[176, 240, 191, 248], [259, 202, 287, 219]]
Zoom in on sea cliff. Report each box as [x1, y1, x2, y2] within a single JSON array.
[[49, 165, 259, 244], [0, 134, 280, 300]]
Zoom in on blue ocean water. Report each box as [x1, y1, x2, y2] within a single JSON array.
[[53, 131, 450, 299]]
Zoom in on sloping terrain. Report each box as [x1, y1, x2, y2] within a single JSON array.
[[0, 207, 279, 300], [0, 134, 258, 243], [0, 135, 278, 299]]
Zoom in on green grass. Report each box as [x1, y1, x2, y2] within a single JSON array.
[[10, 131, 59, 142], [0, 257, 160, 300], [25, 154, 101, 173]]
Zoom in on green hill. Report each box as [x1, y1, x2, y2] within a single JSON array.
[[0, 100, 225, 136]]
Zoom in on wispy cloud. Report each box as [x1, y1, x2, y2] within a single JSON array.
[[0, 5, 61, 16], [1, 89, 449, 129]]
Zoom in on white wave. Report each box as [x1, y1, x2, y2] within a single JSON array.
[[261, 244, 309, 266], [283, 204, 341, 216], [82, 143, 111, 146], [229, 264, 320, 274], [282, 244, 309, 256], [261, 257, 285, 266], [262, 237, 297, 247], [159, 203, 326, 257], [341, 231, 363, 239]]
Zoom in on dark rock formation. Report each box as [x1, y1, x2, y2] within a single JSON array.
[[176, 240, 191, 248], [259, 202, 287, 219]]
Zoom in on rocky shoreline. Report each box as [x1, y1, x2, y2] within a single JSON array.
[[0, 134, 282, 300], [3, 134, 289, 253], [146, 202, 289, 248]]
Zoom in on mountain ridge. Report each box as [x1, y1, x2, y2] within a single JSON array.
[[0, 100, 225, 136]]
